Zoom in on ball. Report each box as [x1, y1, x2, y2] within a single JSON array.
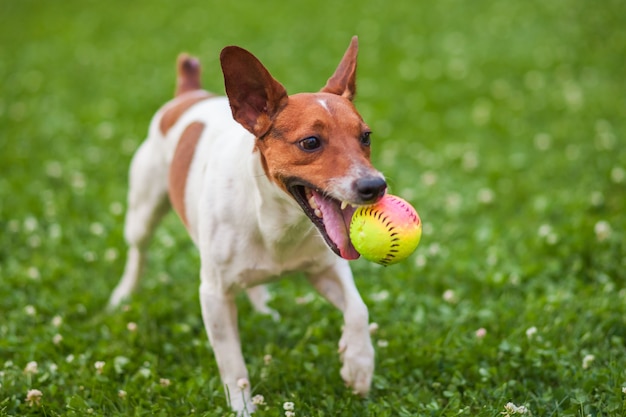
[[349, 194, 422, 266]]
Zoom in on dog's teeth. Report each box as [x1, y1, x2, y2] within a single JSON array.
[[314, 208, 323, 218], [340, 201, 348, 210], [309, 196, 318, 209]]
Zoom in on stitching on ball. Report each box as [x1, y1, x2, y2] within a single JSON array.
[[391, 197, 418, 223]]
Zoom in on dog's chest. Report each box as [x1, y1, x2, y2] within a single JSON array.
[[202, 190, 334, 287], [232, 171, 336, 282]]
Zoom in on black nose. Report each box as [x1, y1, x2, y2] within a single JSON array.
[[354, 176, 387, 203]]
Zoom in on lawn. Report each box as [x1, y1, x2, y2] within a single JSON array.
[[1, 0, 625, 416]]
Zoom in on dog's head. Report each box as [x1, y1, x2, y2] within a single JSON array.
[[220, 37, 386, 260]]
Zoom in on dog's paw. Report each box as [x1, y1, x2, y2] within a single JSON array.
[[338, 335, 374, 395]]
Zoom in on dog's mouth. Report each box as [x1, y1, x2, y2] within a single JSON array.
[[288, 183, 360, 260]]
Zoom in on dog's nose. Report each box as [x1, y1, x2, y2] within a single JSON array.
[[354, 176, 387, 203]]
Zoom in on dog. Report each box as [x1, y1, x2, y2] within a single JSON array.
[[108, 36, 387, 415]]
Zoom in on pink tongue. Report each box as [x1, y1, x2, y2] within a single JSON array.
[[312, 191, 360, 260]]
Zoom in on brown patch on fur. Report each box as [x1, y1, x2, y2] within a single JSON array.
[[169, 122, 205, 226], [159, 91, 213, 135]]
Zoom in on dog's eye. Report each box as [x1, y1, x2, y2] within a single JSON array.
[[360, 132, 372, 147], [298, 136, 321, 151]]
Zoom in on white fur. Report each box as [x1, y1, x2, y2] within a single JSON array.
[[317, 97, 331, 114], [109, 96, 375, 415]]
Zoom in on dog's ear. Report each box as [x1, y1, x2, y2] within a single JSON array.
[[321, 36, 358, 100], [220, 46, 288, 138]]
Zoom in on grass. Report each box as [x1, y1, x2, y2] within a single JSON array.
[[1, 0, 625, 415]]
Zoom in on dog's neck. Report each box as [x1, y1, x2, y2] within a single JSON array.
[[248, 148, 316, 244]]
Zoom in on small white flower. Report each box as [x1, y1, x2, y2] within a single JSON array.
[[118, 390, 127, 398], [109, 201, 124, 216], [94, 361, 106, 374], [611, 166, 625, 184], [252, 394, 266, 406], [26, 389, 43, 407], [89, 222, 105, 236], [421, 171, 438, 186], [159, 378, 171, 387], [477, 187, 495, 204], [105, 248, 119, 262], [590, 191, 604, 207], [27, 266, 41, 280], [462, 150, 479, 171], [285, 412, 295, 417], [127, 322, 138, 332], [24, 361, 38, 375], [525, 326, 538, 339], [283, 401, 295, 411], [582, 354, 595, 369], [442, 289, 457, 303], [51, 315, 63, 327], [414, 254, 427, 268], [538, 224, 552, 237], [368, 322, 379, 334], [24, 216, 38, 232], [370, 290, 390, 302], [52, 333, 63, 345], [83, 251, 96, 262], [475, 328, 487, 339], [45, 160, 63, 178], [622, 386, 626, 395], [24, 305, 36, 316], [236, 378, 249, 389], [594, 221, 612, 242], [377, 339, 389, 348], [502, 402, 529, 415], [428, 242, 442, 256], [71, 171, 86, 190], [66, 354, 75, 363], [49, 363, 58, 373], [534, 133, 552, 151], [263, 354, 273, 365], [28, 235, 42, 248]]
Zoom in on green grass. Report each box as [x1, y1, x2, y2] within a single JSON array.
[[1, 0, 625, 415]]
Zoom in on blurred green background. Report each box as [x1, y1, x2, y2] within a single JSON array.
[[1, 0, 625, 416]]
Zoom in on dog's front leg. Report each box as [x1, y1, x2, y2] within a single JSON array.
[[307, 261, 374, 395], [199, 281, 254, 415]]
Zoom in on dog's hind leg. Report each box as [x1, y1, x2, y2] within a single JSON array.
[[108, 138, 170, 309], [246, 285, 280, 321]]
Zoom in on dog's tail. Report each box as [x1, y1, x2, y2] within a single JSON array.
[[175, 53, 202, 97]]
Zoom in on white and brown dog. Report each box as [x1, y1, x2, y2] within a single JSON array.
[[108, 37, 387, 414]]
